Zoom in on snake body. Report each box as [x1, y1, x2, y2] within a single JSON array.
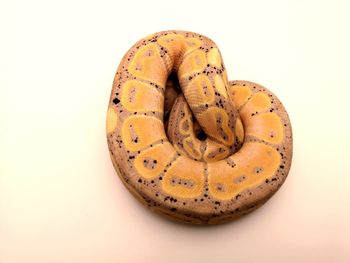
[[107, 30, 292, 224]]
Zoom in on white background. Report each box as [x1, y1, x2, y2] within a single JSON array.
[[2, 0, 350, 262]]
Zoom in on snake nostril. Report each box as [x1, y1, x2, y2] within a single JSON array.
[[196, 130, 207, 141]]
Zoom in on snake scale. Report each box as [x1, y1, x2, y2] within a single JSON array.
[[107, 30, 292, 224]]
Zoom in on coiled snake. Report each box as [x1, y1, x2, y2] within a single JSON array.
[[107, 30, 292, 224]]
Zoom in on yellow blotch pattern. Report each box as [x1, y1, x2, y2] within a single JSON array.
[[207, 48, 222, 67], [183, 37, 203, 55], [178, 50, 207, 78], [208, 142, 280, 200], [183, 137, 202, 160], [214, 74, 228, 98], [245, 112, 284, 144], [179, 118, 192, 136], [121, 80, 163, 112], [185, 75, 215, 106], [229, 85, 252, 108], [222, 71, 229, 88], [122, 116, 166, 151], [240, 92, 271, 118], [235, 118, 245, 143], [178, 104, 192, 136], [162, 156, 205, 198], [196, 107, 234, 146], [128, 43, 167, 86], [203, 140, 230, 162], [106, 107, 118, 133], [157, 34, 185, 53], [134, 142, 176, 179]]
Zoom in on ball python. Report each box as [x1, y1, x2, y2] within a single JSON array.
[[107, 30, 292, 224]]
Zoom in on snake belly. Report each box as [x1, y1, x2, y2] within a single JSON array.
[[106, 30, 293, 224]]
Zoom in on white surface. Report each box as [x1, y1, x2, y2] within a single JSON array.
[[2, 0, 350, 262]]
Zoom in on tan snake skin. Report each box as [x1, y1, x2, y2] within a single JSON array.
[[107, 30, 293, 224]]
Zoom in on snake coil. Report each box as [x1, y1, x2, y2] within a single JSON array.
[[107, 30, 292, 224]]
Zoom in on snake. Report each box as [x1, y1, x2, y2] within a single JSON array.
[[106, 30, 293, 224]]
